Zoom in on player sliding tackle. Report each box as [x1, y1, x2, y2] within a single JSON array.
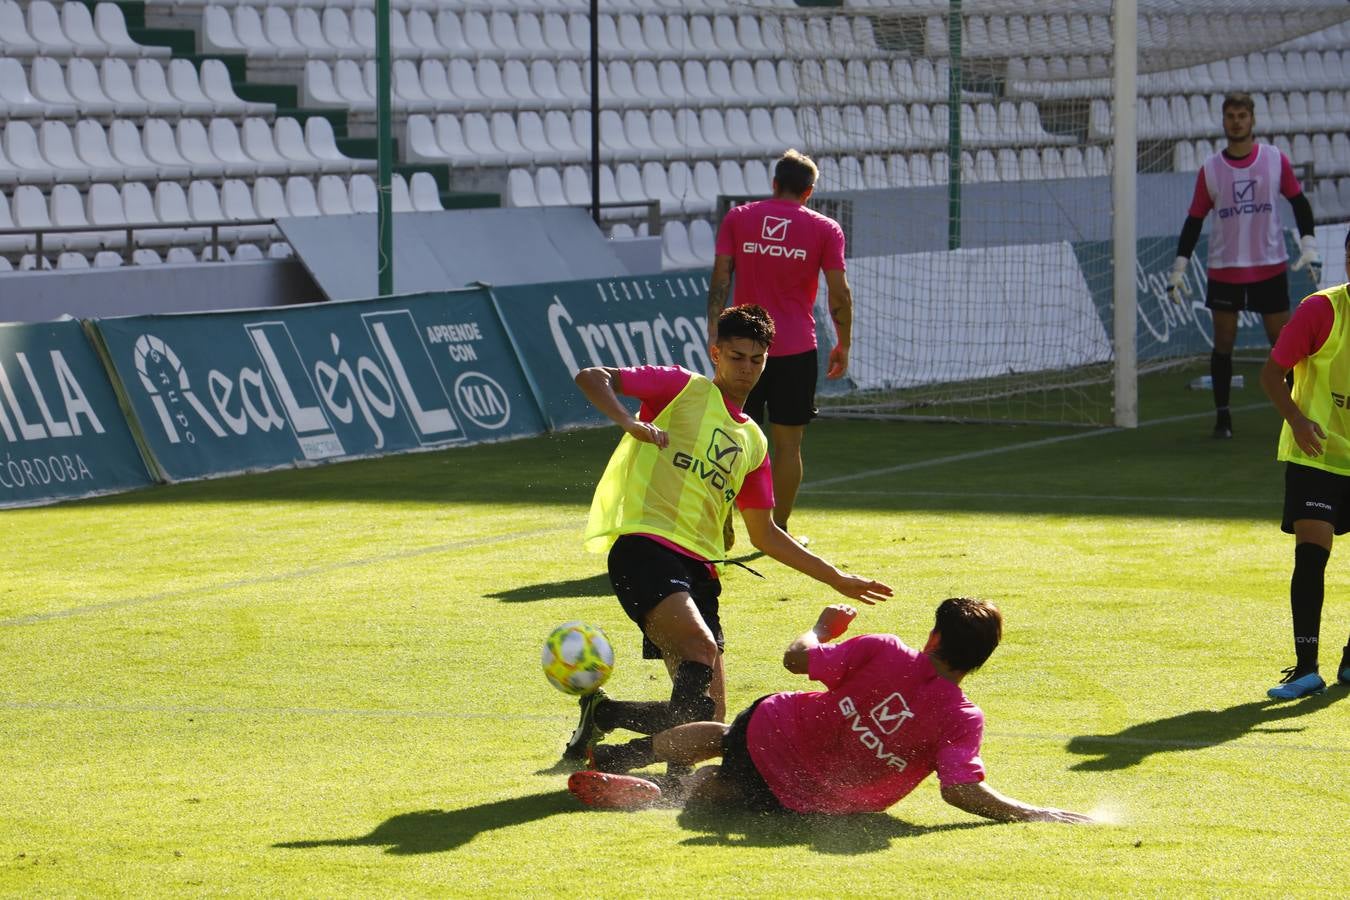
[[575, 599, 1094, 824], [563, 304, 892, 763]]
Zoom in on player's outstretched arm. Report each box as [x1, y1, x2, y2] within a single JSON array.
[[941, 782, 1094, 824], [706, 255, 734, 347], [574, 367, 669, 448], [741, 508, 893, 604], [782, 604, 856, 674]]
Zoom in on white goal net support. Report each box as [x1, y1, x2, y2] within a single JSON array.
[[757, 0, 1350, 425]]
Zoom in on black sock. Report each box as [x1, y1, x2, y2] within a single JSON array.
[[669, 660, 715, 727], [593, 737, 655, 773], [1211, 351, 1233, 414], [1290, 542, 1329, 673], [1340, 640, 1350, 673], [594, 699, 669, 735]]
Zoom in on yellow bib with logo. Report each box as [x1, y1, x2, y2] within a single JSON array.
[[584, 373, 769, 564], [1278, 284, 1350, 475]]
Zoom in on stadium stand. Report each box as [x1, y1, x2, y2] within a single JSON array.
[[0, 1, 1346, 276]]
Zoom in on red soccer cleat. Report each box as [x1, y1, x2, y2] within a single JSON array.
[[568, 770, 662, 810]]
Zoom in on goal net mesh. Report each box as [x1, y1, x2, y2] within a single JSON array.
[[754, 0, 1350, 424]]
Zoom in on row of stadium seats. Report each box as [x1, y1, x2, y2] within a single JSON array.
[[400, 100, 1074, 173], [300, 56, 962, 115], [202, 6, 850, 63], [502, 145, 1117, 221], [1009, 49, 1350, 100], [0, 1, 167, 59], [2, 56, 270, 121], [1090, 92, 1350, 141], [0, 173, 444, 255], [924, 11, 1344, 57], [1174, 133, 1350, 179], [1309, 178, 1350, 222], [154, 0, 793, 12], [0, 243, 295, 272], [0, 117, 368, 186]]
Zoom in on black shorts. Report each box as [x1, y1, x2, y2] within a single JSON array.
[[714, 696, 786, 813], [607, 534, 724, 660], [743, 350, 818, 427], [1282, 462, 1350, 534], [1206, 271, 1289, 315]]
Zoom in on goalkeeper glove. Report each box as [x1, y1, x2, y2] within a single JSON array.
[[1166, 256, 1190, 304], [1290, 234, 1322, 286]]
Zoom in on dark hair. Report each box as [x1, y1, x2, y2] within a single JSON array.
[[932, 598, 1003, 672], [773, 149, 818, 197], [716, 304, 775, 348], [1222, 92, 1255, 115]]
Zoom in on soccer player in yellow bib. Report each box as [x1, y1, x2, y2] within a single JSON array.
[[563, 305, 892, 762], [1259, 229, 1350, 699]]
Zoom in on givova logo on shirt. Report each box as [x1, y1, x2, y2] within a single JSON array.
[[1218, 178, 1272, 219], [838, 696, 909, 771], [742, 216, 807, 259]]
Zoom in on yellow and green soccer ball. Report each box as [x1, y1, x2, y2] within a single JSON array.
[[542, 621, 614, 695]]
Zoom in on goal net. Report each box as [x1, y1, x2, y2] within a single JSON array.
[[764, 0, 1350, 425]]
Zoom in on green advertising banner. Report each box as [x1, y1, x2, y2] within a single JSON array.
[[0, 320, 152, 508], [491, 271, 840, 431], [92, 289, 547, 482], [1073, 232, 1320, 361]]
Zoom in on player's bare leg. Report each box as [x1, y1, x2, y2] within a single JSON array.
[[769, 423, 806, 531]]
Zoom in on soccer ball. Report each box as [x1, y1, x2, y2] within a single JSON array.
[[542, 621, 614, 695]]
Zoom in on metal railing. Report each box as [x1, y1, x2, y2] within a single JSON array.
[[0, 218, 280, 268]]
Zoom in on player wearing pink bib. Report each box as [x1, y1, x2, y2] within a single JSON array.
[[708, 149, 853, 539], [1166, 91, 1320, 439], [590, 600, 1093, 824]]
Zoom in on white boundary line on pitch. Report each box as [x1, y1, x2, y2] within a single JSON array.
[[805, 489, 1271, 506], [0, 524, 574, 629], [803, 403, 1271, 490], [1, 699, 1342, 754]]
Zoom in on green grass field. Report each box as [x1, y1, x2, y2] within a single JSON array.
[[3, 361, 1347, 897]]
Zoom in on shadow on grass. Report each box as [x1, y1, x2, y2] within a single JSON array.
[[485, 551, 766, 603], [1066, 688, 1347, 771], [486, 572, 612, 603], [673, 801, 995, 854], [273, 791, 581, 855]]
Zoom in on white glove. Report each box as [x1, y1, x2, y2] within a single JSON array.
[[1166, 256, 1190, 304], [1290, 234, 1322, 286]]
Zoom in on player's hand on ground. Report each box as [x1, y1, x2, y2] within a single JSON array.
[[831, 573, 893, 605], [826, 344, 849, 380], [1290, 235, 1322, 286], [1292, 415, 1326, 457], [1027, 807, 1096, 825], [625, 419, 669, 449], [813, 604, 856, 641], [1165, 256, 1190, 305]]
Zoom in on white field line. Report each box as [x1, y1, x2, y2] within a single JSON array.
[[0, 700, 1342, 754], [805, 489, 1271, 506], [804, 403, 1270, 490], [0, 524, 573, 628]]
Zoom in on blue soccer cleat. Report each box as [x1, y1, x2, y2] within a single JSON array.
[[1339, 664, 1350, 687], [1266, 667, 1326, 700]]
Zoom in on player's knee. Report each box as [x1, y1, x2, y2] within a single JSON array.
[[675, 632, 719, 667]]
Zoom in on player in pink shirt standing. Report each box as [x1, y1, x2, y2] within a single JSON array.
[[583, 599, 1093, 824], [708, 149, 853, 544], [1166, 91, 1320, 439]]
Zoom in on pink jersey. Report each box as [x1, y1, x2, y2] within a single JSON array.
[[715, 198, 846, 356], [1272, 292, 1334, 368], [1189, 144, 1303, 284], [746, 634, 986, 814]]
